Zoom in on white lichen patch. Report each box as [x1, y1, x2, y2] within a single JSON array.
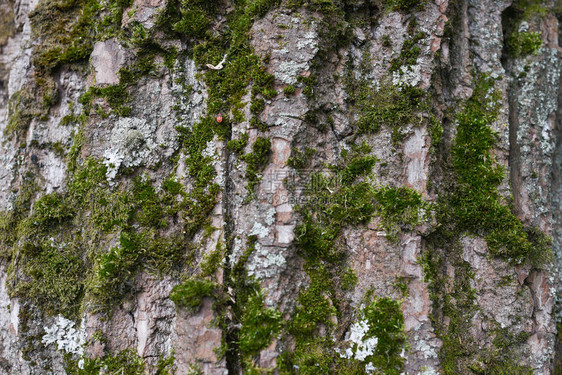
[[250, 222, 270, 239], [103, 117, 158, 181], [392, 63, 422, 88], [337, 319, 379, 373], [246, 242, 287, 279], [201, 136, 225, 187], [419, 367, 440, 375], [42, 316, 86, 360]]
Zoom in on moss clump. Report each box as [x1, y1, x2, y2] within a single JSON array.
[[29, 0, 102, 74], [227, 133, 249, 154], [373, 185, 427, 238], [280, 148, 425, 372], [169, 278, 216, 312], [382, 35, 392, 48], [243, 137, 271, 195], [5, 191, 84, 318], [238, 290, 282, 358], [506, 31, 542, 57], [66, 349, 145, 375], [389, 32, 426, 72], [353, 82, 426, 135], [296, 74, 317, 99], [359, 297, 406, 374], [155, 354, 176, 375], [171, 0, 218, 39], [422, 75, 549, 374], [421, 240, 534, 374], [283, 85, 296, 96], [382, 0, 427, 12], [449, 76, 552, 266], [286, 147, 316, 170], [14, 243, 85, 317], [6, 82, 56, 139], [1, 155, 201, 316], [224, 236, 282, 372]]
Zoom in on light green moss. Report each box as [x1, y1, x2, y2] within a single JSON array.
[[169, 278, 216, 312]]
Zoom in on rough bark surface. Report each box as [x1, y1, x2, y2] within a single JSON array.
[[0, 0, 560, 374]]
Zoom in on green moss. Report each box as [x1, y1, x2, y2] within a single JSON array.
[[243, 137, 271, 195], [239, 290, 282, 358], [360, 297, 406, 374], [281, 145, 425, 372], [339, 267, 358, 290], [155, 354, 176, 375], [297, 74, 317, 99], [506, 31, 542, 57], [13, 243, 85, 318], [200, 243, 224, 277], [389, 32, 426, 72], [286, 147, 315, 169], [373, 185, 427, 239], [449, 75, 552, 266], [66, 349, 145, 374], [30, 0, 100, 74], [382, 0, 427, 12], [421, 75, 547, 374], [169, 278, 216, 312], [227, 133, 249, 154], [249, 98, 266, 115], [6, 83, 55, 139], [393, 276, 409, 297], [340, 155, 377, 185], [352, 82, 426, 135], [223, 236, 283, 372], [283, 85, 296, 96], [1, 151, 202, 316], [428, 114, 443, 154]]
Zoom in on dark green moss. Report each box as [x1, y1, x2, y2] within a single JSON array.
[[428, 114, 443, 154], [281, 145, 424, 372], [286, 147, 315, 170], [154, 354, 176, 375], [66, 349, 145, 375], [224, 236, 283, 372], [360, 297, 406, 374], [353, 82, 426, 135], [6, 82, 55, 140], [422, 75, 547, 375], [449, 76, 552, 266], [297, 74, 317, 99], [506, 31, 542, 57], [340, 155, 377, 185], [30, 0, 101, 74], [373, 185, 426, 238], [382, 35, 392, 48], [382, 0, 427, 12], [171, 0, 215, 39], [283, 85, 296, 96], [389, 32, 426, 72], [243, 137, 271, 195], [169, 278, 216, 312], [200, 243, 224, 278], [239, 290, 282, 358], [227, 133, 249, 154], [12, 243, 85, 318]]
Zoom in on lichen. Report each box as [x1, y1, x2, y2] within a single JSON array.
[[42, 315, 86, 357]]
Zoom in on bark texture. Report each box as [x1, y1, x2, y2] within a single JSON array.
[[0, 0, 561, 374]]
